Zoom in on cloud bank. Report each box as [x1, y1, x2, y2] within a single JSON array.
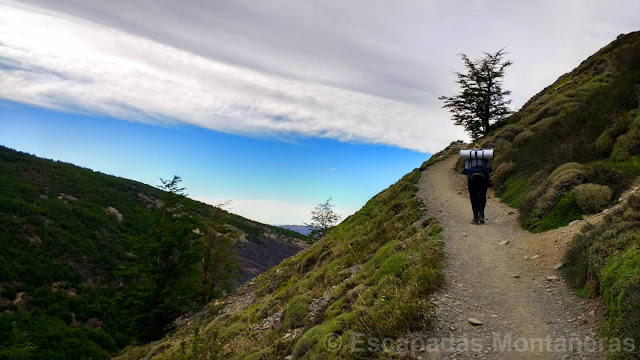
[[1, 0, 639, 153]]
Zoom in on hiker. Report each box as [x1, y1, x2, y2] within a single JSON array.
[[461, 148, 492, 225]]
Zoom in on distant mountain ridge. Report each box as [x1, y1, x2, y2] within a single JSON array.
[[0, 145, 307, 358], [276, 224, 312, 235]]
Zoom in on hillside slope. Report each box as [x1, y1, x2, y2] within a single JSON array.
[[477, 31, 640, 357], [0, 145, 306, 358], [114, 148, 449, 359]]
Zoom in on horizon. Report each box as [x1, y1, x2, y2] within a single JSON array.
[[1, 0, 639, 224]]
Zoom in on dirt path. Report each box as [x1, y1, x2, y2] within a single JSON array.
[[415, 156, 605, 360]]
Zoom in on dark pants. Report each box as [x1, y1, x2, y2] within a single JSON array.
[[468, 175, 488, 219]]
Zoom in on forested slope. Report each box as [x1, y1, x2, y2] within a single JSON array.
[[0, 145, 306, 359]]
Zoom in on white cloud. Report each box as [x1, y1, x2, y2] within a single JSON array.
[[194, 196, 358, 225], [1, 0, 639, 153], [0, 1, 467, 153]]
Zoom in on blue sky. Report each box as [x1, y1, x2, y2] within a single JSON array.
[[0, 100, 429, 223], [1, 0, 638, 224]]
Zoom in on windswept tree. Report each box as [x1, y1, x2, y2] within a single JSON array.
[[305, 198, 341, 240], [439, 49, 513, 139]]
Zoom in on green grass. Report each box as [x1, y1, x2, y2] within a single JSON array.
[[374, 252, 410, 282], [481, 32, 640, 233], [476, 31, 640, 357], [552, 75, 572, 90], [562, 195, 640, 357], [283, 295, 312, 330], [525, 193, 584, 232], [497, 174, 529, 208], [114, 161, 445, 360]]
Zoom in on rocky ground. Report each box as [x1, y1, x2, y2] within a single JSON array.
[[414, 156, 606, 360]]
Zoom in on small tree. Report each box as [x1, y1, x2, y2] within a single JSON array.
[[305, 198, 341, 240], [116, 175, 203, 341], [200, 206, 240, 305], [0, 322, 38, 360], [439, 49, 513, 139]]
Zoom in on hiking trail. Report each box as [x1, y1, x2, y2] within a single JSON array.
[[415, 156, 604, 359]]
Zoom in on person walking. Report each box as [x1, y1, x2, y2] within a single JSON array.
[[462, 148, 492, 225]]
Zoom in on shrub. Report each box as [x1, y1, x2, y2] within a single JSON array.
[[611, 126, 640, 161], [550, 169, 587, 191], [549, 162, 586, 182], [498, 125, 525, 142], [219, 322, 244, 340], [628, 194, 640, 211], [600, 251, 640, 351], [491, 162, 515, 188], [596, 129, 616, 156], [374, 253, 410, 283], [283, 295, 312, 330], [562, 231, 596, 290], [513, 130, 535, 145], [291, 325, 326, 359], [598, 112, 635, 156], [586, 162, 630, 199], [526, 192, 583, 232], [572, 184, 613, 213]]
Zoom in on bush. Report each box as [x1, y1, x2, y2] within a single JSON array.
[[291, 325, 326, 359], [600, 251, 640, 351], [283, 295, 312, 330], [498, 125, 525, 142], [549, 162, 586, 183], [596, 129, 616, 156], [586, 162, 630, 199], [491, 162, 515, 188], [612, 126, 640, 161], [374, 253, 410, 283], [526, 193, 583, 232], [513, 130, 535, 145], [572, 183, 613, 213]]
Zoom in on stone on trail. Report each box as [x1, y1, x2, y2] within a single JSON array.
[[530, 254, 540, 259], [499, 240, 509, 246], [553, 262, 564, 270], [546, 276, 559, 281], [513, 274, 521, 278], [468, 317, 483, 326]]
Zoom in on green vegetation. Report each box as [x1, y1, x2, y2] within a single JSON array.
[[439, 49, 513, 139], [305, 198, 341, 240], [563, 194, 640, 356], [115, 162, 444, 359], [283, 295, 312, 329], [471, 31, 640, 357], [0, 146, 305, 358], [572, 183, 613, 213], [479, 32, 640, 232], [524, 193, 583, 232]]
